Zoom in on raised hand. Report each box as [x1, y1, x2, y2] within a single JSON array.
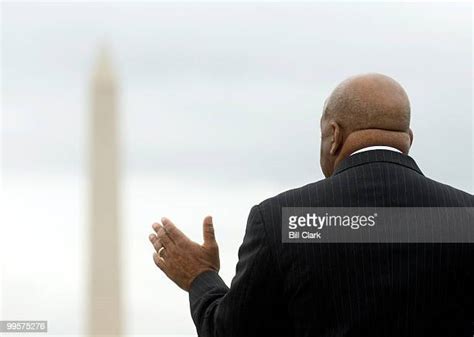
[[149, 216, 220, 291]]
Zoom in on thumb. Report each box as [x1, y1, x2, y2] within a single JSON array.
[[202, 215, 216, 247]]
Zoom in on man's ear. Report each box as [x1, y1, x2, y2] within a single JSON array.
[[408, 128, 414, 146], [329, 121, 343, 155]]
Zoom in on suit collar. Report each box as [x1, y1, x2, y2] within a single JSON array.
[[332, 149, 424, 176]]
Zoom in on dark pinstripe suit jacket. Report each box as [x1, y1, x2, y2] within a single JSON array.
[[189, 150, 474, 337]]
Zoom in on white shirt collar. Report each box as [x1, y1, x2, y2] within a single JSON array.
[[350, 145, 402, 156]]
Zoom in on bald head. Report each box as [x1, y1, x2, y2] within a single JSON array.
[[324, 73, 411, 133], [319, 73, 414, 177]]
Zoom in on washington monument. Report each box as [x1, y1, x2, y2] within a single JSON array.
[[87, 47, 122, 336]]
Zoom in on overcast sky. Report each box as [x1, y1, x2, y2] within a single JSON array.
[[1, 2, 472, 336], [2, 2, 472, 189]]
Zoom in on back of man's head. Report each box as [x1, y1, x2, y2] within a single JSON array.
[[320, 73, 413, 177]]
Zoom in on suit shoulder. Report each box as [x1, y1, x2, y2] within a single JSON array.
[[257, 178, 329, 210], [422, 176, 474, 206]]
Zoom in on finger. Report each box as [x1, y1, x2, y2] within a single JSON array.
[[152, 222, 162, 234], [156, 226, 173, 248], [149, 233, 163, 252], [149, 233, 157, 244], [161, 217, 187, 242], [202, 215, 216, 246], [152, 223, 172, 246], [158, 246, 167, 259], [153, 252, 166, 271]]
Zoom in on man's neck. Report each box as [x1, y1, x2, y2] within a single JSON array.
[[333, 129, 411, 172]]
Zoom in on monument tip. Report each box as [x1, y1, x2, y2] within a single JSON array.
[[92, 43, 116, 84]]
